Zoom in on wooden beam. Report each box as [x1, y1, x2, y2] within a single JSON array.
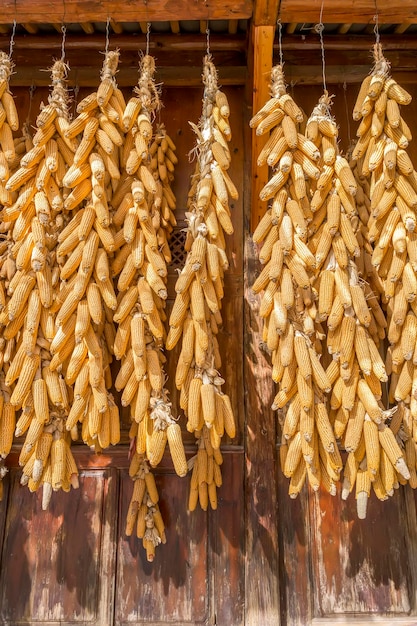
[[170, 21, 180, 34], [337, 23, 352, 34], [9, 31, 417, 58], [286, 22, 298, 34], [22, 23, 38, 34], [228, 19, 239, 35], [253, 0, 279, 25], [394, 22, 411, 34], [0, 0, 252, 23], [7, 65, 247, 87], [80, 22, 95, 35], [0, 33, 247, 53], [109, 18, 123, 35], [245, 29, 280, 626], [251, 25, 274, 232], [279, 0, 417, 24]]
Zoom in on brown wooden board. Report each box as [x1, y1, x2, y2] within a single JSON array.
[[115, 469, 209, 624], [277, 477, 313, 626], [114, 451, 244, 625], [278, 0, 417, 24], [309, 487, 411, 617], [0, 469, 117, 626], [244, 31, 280, 625], [208, 452, 245, 625], [0, 0, 253, 23]]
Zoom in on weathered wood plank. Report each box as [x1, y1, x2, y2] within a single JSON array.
[[253, 0, 279, 25], [0, 469, 117, 626], [250, 24, 274, 232], [115, 470, 208, 625], [279, 0, 417, 24], [309, 487, 411, 617], [244, 25, 280, 623], [311, 615, 417, 626], [209, 453, 245, 625], [0, 0, 253, 23], [0, 33, 247, 52], [277, 476, 312, 626], [4, 66, 247, 88]]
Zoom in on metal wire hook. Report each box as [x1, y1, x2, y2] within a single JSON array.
[[105, 16, 110, 54], [314, 0, 327, 93], [277, 19, 283, 67], [61, 24, 67, 61]]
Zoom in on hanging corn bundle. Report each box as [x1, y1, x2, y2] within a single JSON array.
[[351, 43, 417, 498], [166, 55, 237, 512], [0, 50, 22, 499], [113, 54, 183, 560], [305, 92, 400, 518], [0, 50, 21, 205], [53, 50, 124, 452], [250, 65, 341, 497], [0, 59, 80, 508]]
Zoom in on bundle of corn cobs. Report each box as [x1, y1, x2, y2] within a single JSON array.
[[251, 50, 417, 518], [166, 55, 237, 512], [0, 48, 238, 560]]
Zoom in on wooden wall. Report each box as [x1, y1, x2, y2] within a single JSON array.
[[1, 51, 417, 626]]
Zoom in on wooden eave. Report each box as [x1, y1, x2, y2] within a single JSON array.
[[0, 0, 416, 26]]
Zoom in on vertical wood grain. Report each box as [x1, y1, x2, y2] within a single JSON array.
[[245, 23, 280, 626], [309, 487, 411, 617], [250, 24, 275, 232], [0, 469, 117, 626], [115, 469, 209, 625]]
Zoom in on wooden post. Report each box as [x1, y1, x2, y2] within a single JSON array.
[[250, 24, 274, 232], [244, 22, 281, 626]]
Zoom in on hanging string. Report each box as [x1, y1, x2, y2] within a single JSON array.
[[314, 0, 327, 93], [9, 20, 16, 60], [373, 0, 380, 45], [105, 16, 110, 54], [146, 22, 151, 56], [73, 84, 80, 110], [277, 19, 284, 67], [26, 83, 36, 128], [206, 26, 211, 57], [61, 24, 67, 62]]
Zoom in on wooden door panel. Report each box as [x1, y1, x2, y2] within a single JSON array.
[[115, 468, 208, 625], [278, 473, 312, 626], [208, 452, 245, 625], [115, 451, 244, 626], [309, 488, 411, 617], [279, 463, 417, 626], [0, 468, 117, 626]]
